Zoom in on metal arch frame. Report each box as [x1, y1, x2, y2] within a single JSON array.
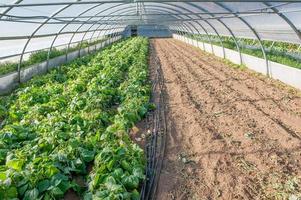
[[4, 2, 224, 71], [46, 1, 277, 67], [185, 2, 241, 60], [65, 3, 127, 59], [162, 2, 243, 63], [0, 0, 22, 20], [157, 2, 221, 54], [263, 2, 301, 42], [135, 3, 214, 53], [67, 4, 140, 57], [3, 1, 301, 80], [82, 2, 242, 59], [75, 4, 145, 55], [17, 0, 81, 82], [69, 2, 217, 55], [46, 3, 108, 69], [82, 5, 202, 52], [172, 23, 201, 47], [159, 3, 216, 54], [137, 4, 214, 51], [92, 24, 125, 47], [84, 5, 180, 40], [215, 2, 269, 75], [0, 1, 294, 8], [147, 2, 297, 65], [77, 21, 120, 57], [169, 19, 204, 48], [76, 4, 206, 53], [76, 17, 127, 56], [88, 22, 122, 47], [91, 7, 193, 45], [88, 24, 124, 51]]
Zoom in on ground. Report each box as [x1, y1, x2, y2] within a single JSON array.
[[149, 38, 301, 200]]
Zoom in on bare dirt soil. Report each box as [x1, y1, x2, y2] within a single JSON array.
[[149, 38, 301, 200]]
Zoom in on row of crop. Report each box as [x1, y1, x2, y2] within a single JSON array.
[[0, 37, 150, 200], [181, 32, 301, 69], [0, 38, 131, 199]]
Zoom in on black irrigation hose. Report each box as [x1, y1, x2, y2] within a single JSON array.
[[150, 57, 167, 200], [141, 42, 167, 200]]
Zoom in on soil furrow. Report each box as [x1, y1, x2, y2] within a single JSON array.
[[165, 39, 301, 143], [151, 38, 301, 200], [171, 39, 301, 117]]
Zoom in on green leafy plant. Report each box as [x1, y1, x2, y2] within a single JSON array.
[[184, 33, 301, 69], [0, 37, 149, 199]]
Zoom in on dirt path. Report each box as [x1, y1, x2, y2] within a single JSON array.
[[149, 38, 301, 200]]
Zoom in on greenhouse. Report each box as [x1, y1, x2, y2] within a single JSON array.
[[0, 0, 301, 199]]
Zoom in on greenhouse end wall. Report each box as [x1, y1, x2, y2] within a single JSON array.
[[173, 34, 301, 91], [0, 36, 122, 95]]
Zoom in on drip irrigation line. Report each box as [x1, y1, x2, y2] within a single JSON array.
[[141, 42, 167, 200]]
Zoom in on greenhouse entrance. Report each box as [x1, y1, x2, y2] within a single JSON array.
[[124, 25, 172, 38]]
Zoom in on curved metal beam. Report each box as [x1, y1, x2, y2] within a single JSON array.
[[155, 3, 214, 53], [83, 5, 206, 51], [17, 0, 80, 82], [72, 3, 212, 58], [180, 2, 242, 62], [216, 2, 269, 75], [186, 3, 229, 58], [91, 7, 192, 44], [64, 3, 213, 62], [0, 0, 23, 19], [264, 2, 301, 42], [12, 0, 297, 81], [65, 3, 126, 59], [46, 3, 107, 68]]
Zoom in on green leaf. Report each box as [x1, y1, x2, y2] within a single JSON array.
[[24, 188, 39, 200], [58, 181, 71, 193], [132, 167, 145, 179], [43, 193, 51, 200], [51, 187, 64, 197], [80, 148, 95, 162], [107, 159, 116, 171], [18, 183, 29, 196], [37, 179, 50, 193], [6, 159, 24, 171], [0, 105, 7, 118], [121, 160, 131, 172], [131, 189, 140, 200], [0, 171, 6, 181], [83, 192, 93, 200], [121, 175, 139, 190], [105, 176, 123, 192], [7, 186, 18, 198], [112, 168, 123, 180]]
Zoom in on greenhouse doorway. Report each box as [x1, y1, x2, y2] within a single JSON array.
[[124, 25, 172, 38], [130, 25, 138, 36]]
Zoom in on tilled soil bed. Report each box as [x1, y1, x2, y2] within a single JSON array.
[[149, 38, 301, 200]]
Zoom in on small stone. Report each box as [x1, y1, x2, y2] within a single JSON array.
[[131, 126, 139, 134], [244, 132, 254, 139]]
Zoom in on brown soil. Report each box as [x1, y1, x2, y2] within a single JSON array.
[[149, 38, 301, 200]]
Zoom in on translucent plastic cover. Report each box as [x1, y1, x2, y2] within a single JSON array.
[[1, 1, 301, 60]]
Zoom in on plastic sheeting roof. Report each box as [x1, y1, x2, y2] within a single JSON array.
[[0, 1, 301, 61]]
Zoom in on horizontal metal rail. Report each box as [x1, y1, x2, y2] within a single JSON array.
[[0, 33, 120, 60], [0, 0, 293, 8], [0, 27, 124, 40]]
